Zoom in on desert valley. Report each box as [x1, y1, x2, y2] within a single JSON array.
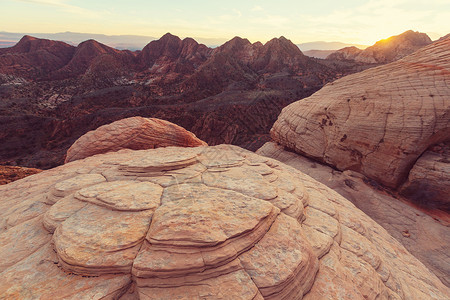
[[0, 5, 449, 298]]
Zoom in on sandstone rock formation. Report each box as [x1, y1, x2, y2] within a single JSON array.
[[0, 145, 449, 299], [64, 117, 206, 163], [257, 141, 450, 287], [271, 36, 450, 190], [327, 30, 432, 63], [400, 142, 450, 210]]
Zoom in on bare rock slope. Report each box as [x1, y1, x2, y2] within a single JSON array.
[[65, 117, 207, 163], [0, 145, 448, 299], [257, 142, 450, 287], [271, 37, 450, 191]]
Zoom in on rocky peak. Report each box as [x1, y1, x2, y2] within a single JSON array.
[[210, 37, 256, 66], [252, 36, 308, 73], [216, 36, 252, 53], [56, 39, 123, 77], [326, 46, 363, 60], [9, 35, 74, 54], [137, 33, 211, 76], [76, 39, 118, 55], [436, 33, 450, 42], [178, 37, 210, 60], [138, 33, 211, 68], [139, 33, 182, 62], [393, 29, 432, 45], [263, 36, 305, 57], [327, 30, 432, 64], [253, 41, 263, 48], [355, 30, 432, 63], [12, 35, 39, 53], [159, 32, 182, 43], [0, 35, 75, 79], [51, 39, 137, 80]]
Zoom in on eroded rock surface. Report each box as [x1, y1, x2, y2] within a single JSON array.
[[0, 145, 448, 299], [271, 37, 450, 189], [64, 117, 206, 163], [258, 141, 450, 287]]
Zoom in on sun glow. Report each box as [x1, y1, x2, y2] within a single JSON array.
[[1, 0, 449, 45]]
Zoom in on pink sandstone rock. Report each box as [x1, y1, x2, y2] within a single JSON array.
[[271, 37, 450, 189], [64, 117, 207, 163], [0, 145, 448, 299], [257, 141, 450, 287]]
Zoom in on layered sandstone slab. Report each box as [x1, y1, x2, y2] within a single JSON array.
[[258, 141, 450, 287], [0, 145, 448, 299], [271, 37, 450, 189], [64, 117, 207, 163]]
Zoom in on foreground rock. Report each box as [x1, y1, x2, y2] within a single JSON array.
[[258, 142, 450, 287], [64, 117, 206, 163], [271, 37, 450, 190], [0, 145, 448, 299]]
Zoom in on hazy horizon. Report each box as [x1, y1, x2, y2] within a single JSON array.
[[0, 30, 376, 51], [1, 0, 449, 46]]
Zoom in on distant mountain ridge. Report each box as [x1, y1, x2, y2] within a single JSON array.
[[0, 31, 229, 50], [0, 33, 343, 168], [303, 50, 336, 59], [297, 41, 368, 51], [0, 30, 437, 169], [327, 30, 433, 63], [0, 31, 369, 51], [0, 33, 335, 85]]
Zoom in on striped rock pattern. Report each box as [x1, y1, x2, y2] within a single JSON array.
[[271, 37, 450, 189], [64, 117, 207, 163], [0, 145, 448, 299]]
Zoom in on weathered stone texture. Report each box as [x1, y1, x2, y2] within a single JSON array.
[[257, 141, 450, 287], [271, 37, 450, 188], [65, 117, 207, 163], [0, 145, 448, 299]]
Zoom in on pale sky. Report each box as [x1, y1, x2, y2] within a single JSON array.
[[1, 0, 449, 44]]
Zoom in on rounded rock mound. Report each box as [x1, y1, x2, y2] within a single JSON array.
[[64, 117, 207, 163], [0, 145, 448, 299], [271, 37, 450, 189]]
